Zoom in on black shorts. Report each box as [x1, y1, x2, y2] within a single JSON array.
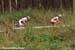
[[21, 21, 24, 24], [50, 22, 55, 25]]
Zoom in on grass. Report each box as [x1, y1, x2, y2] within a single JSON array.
[[0, 8, 75, 50], [1, 27, 75, 50]]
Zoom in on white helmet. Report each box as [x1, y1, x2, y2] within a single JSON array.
[[58, 14, 62, 17], [27, 16, 30, 19]]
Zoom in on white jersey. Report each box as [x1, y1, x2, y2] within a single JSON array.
[[19, 17, 28, 26], [51, 16, 59, 22]]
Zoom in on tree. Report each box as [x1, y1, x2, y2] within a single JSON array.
[[73, 0, 75, 14], [9, 0, 12, 13], [1, 0, 4, 13], [15, 0, 18, 10]]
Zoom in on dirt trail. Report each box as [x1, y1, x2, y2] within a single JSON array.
[[0, 25, 75, 32]]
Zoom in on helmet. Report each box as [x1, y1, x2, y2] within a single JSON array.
[[27, 16, 30, 19], [58, 14, 62, 17]]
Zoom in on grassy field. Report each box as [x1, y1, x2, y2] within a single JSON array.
[[0, 8, 75, 50]]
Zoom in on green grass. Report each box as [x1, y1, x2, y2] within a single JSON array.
[[0, 8, 75, 50], [0, 27, 75, 50]]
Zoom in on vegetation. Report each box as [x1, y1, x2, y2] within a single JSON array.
[[0, 8, 75, 50]]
